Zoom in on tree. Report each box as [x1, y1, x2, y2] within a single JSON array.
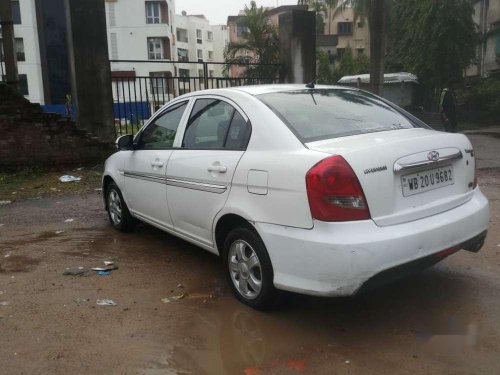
[[299, 0, 326, 34], [317, 48, 370, 84], [386, 0, 478, 108], [224, 1, 280, 79]]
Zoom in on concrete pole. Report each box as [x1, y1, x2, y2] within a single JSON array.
[[0, 0, 19, 91], [64, 0, 114, 142], [279, 10, 316, 84]]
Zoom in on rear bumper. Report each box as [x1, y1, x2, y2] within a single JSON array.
[[255, 188, 490, 297]]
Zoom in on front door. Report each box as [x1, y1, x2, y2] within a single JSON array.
[[123, 100, 189, 229], [166, 97, 251, 246]]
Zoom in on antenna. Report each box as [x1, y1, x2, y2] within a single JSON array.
[[305, 79, 316, 89]]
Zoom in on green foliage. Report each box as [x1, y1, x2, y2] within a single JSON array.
[[223, 1, 280, 79], [386, 0, 479, 106], [462, 79, 500, 114], [317, 49, 370, 84]]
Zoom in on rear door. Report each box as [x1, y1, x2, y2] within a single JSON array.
[[166, 96, 251, 247], [122, 100, 189, 228]]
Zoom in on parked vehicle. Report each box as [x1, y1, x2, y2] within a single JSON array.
[[103, 85, 489, 309]]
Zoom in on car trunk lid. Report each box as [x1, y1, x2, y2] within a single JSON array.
[[306, 128, 476, 226]]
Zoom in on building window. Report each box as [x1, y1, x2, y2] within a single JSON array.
[[209, 70, 214, 78], [177, 48, 189, 62], [208, 51, 214, 61], [338, 22, 353, 35], [179, 69, 190, 78], [196, 29, 202, 44], [15, 38, 25, 61], [207, 31, 213, 41], [145, 1, 168, 24], [11, 0, 21, 25], [198, 69, 204, 77], [176, 28, 188, 43], [150, 71, 173, 94], [356, 48, 364, 56], [110, 33, 118, 60], [107, 3, 116, 27], [147, 37, 171, 60], [236, 23, 248, 37], [0, 38, 24, 62], [19, 74, 28, 95], [197, 49, 203, 62]]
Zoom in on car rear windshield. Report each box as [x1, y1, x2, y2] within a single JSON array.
[[257, 89, 419, 142]]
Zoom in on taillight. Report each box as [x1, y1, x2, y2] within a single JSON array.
[[306, 155, 371, 221]]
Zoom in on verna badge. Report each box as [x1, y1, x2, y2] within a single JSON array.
[[427, 151, 440, 161]]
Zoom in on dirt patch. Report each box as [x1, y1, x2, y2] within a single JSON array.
[[0, 255, 40, 273]]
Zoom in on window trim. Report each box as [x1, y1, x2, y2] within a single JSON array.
[[133, 99, 190, 150], [178, 95, 252, 151]]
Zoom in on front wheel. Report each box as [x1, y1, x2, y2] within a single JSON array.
[[106, 182, 136, 232], [223, 227, 277, 310]]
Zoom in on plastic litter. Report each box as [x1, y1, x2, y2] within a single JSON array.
[[59, 175, 81, 183], [97, 271, 111, 276], [161, 293, 186, 304], [91, 265, 118, 272], [64, 219, 74, 223], [0, 201, 12, 206], [63, 268, 93, 277], [55, 230, 64, 234], [0, 301, 9, 307], [96, 299, 117, 306]]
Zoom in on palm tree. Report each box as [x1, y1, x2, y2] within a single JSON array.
[[316, 0, 386, 95], [224, 1, 280, 79]]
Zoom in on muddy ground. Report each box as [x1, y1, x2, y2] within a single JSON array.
[[1, 133, 499, 375]]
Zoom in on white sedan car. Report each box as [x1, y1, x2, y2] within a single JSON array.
[[103, 85, 489, 309]]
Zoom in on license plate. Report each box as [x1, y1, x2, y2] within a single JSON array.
[[401, 165, 454, 197]]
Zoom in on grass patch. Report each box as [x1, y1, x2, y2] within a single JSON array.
[[0, 164, 103, 201]]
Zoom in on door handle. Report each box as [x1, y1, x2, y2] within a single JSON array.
[[207, 165, 227, 173], [151, 160, 164, 167]]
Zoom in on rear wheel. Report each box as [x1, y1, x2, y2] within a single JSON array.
[[223, 227, 277, 310], [106, 182, 135, 232]]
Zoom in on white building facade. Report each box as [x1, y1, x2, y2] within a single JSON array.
[[0, 0, 44, 104]]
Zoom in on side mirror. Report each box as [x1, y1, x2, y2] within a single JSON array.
[[116, 134, 134, 150]]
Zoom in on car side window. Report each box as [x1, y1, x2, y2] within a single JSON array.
[[137, 101, 187, 150], [182, 99, 235, 149], [225, 110, 251, 149]]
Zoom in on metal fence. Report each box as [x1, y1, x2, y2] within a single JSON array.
[[110, 60, 282, 137]]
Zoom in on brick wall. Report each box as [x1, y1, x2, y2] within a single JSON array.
[[0, 84, 114, 170]]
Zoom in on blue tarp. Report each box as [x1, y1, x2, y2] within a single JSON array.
[[113, 102, 150, 121]]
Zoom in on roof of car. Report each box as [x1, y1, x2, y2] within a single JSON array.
[[177, 84, 351, 99]]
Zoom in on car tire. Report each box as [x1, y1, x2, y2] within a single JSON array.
[[223, 226, 277, 310], [106, 181, 136, 232]]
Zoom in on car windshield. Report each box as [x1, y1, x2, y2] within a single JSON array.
[[257, 89, 419, 142]]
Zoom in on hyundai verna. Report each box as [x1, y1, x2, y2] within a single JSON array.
[[103, 85, 489, 309]]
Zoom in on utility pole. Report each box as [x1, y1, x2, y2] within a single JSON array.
[[0, 0, 19, 91]]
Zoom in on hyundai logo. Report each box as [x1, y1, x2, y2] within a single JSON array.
[[427, 151, 440, 161]]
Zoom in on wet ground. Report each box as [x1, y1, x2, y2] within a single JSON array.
[[1, 134, 500, 374]]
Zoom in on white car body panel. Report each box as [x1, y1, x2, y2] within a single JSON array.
[[103, 84, 490, 297]]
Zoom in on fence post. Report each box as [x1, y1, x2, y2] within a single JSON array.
[[203, 61, 209, 89]]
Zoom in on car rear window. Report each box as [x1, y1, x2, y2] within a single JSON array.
[[257, 89, 419, 142]]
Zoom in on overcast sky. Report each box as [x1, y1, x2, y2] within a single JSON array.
[[177, 0, 298, 25]]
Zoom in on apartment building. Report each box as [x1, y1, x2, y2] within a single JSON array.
[[466, 0, 500, 78], [105, 0, 176, 87], [321, 5, 370, 63], [174, 11, 229, 78], [0, 0, 44, 104]]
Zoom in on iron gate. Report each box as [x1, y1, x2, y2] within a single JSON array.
[[110, 60, 282, 137]]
